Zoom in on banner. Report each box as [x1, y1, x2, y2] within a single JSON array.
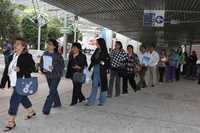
[[144, 10, 165, 27]]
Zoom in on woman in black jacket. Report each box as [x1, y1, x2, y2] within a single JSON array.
[[66, 43, 87, 106], [86, 38, 110, 106], [4, 38, 36, 132]]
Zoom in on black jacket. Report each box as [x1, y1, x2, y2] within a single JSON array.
[[66, 53, 87, 79], [88, 48, 110, 92], [6, 53, 36, 79]]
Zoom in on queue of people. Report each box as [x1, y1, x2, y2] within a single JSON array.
[[1, 37, 200, 132]]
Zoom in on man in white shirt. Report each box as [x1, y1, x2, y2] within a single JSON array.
[[137, 45, 148, 88], [147, 45, 160, 87]]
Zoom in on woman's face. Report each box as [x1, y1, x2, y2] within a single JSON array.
[[72, 46, 79, 54], [47, 41, 56, 52], [14, 40, 24, 53], [115, 43, 121, 50], [127, 47, 133, 54]]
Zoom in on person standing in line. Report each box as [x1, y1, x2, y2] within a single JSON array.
[[86, 38, 110, 106], [165, 49, 178, 82], [158, 49, 167, 83], [175, 47, 183, 81], [147, 45, 160, 87], [40, 39, 64, 115], [137, 45, 148, 88], [4, 38, 36, 132], [0, 41, 13, 89], [108, 41, 127, 97], [66, 42, 87, 106], [122, 45, 140, 94]]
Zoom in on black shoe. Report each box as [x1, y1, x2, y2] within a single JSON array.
[[52, 104, 61, 108], [151, 85, 155, 87], [98, 103, 104, 106], [43, 112, 50, 115], [79, 98, 86, 103], [122, 92, 128, 94], [3, 123, 16, 132], [25, 112, 36, 120]]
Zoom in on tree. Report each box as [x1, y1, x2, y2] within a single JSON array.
[[48, 17, 63, 39], [0, 0, 19, 44], [21, 17, 48, 49]]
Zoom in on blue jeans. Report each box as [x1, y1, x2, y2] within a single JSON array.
[[43, 78, 61, 114], [87, 65, 107, 106], [8, 89, 32, 116]]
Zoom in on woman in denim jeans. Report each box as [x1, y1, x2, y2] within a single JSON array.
[[4, 38, 36, 132], [86, 38, 110, 106], [40, 39, 64, 115]]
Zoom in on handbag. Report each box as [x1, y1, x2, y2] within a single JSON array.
[[15, 77, 38, 96], [73, 72, 86, 83]]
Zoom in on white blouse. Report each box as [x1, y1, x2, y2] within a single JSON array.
[[8, 54, 19, 87]]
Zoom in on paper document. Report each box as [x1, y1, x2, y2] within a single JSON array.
[[43, 56, 53, 72]]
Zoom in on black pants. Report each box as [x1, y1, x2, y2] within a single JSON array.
[[123, 73, 137, 93], [0, 66, 10, 88], [71, 81, 85, 104], [158, 67, 165, 82], [176, 64, 181, 81]]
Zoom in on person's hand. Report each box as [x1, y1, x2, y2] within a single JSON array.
[[15, 67, 20, 72], [49, 66, 53, 71], [73, 65, 81, 69]]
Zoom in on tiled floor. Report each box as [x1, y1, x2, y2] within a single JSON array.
[[0, 77, 200, 133]]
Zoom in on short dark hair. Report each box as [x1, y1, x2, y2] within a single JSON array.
[[115, 41, 123, 49], [48, 39, 59, 53], [127, 45, 133, 50]]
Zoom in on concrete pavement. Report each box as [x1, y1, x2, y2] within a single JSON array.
[[0, 74, 200, 133]]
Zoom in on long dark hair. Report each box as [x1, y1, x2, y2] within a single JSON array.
[[96, 38, 108, 53], [48, 39, 59, 53]]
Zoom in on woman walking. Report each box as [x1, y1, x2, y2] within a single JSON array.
[[40, 39, 64, 115], [4, 38, 36, 132], [86, 38, 110, 106], [66, 42, 87, 106]]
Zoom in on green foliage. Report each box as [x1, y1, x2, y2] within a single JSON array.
[[0, 0, 19, 44], [21, 17, 48, 49]]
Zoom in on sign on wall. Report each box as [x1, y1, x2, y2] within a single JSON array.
[[144, 10, 165, 27]]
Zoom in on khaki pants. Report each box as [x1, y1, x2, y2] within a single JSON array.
[[147, 66, 157, 86]]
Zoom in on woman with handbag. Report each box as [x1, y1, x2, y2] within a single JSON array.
[[86, 38, 110, 106], [4, 38, 36, 132], [66, 42, 87, 106], [40, 39, 65, 115]]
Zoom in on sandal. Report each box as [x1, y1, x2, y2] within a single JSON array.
[[3, 120, 16, 132], [25, 111, 36, 120]]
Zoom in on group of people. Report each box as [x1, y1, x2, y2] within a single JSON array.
[[1, 37, 200, 132]]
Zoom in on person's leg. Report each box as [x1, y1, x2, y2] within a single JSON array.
[[43, 78, 60, 114], [53, 78, 61, 107], [128, 74, 137, 92], [176, 64, 180, 81], [115, 72, 121, 97], [8, 90, 23, 116], [77, 83, 86, 102], [108, 70, 115, 97], [148, 67, 153, 86], [99, 91, 107, 105], [122, 75, 128, 94], [0, 68, 9, 88], [70, 81, 79, 105], [87, 71, 100, 106], [152, 66, 157, 86], [158, 67, 162, 82]]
